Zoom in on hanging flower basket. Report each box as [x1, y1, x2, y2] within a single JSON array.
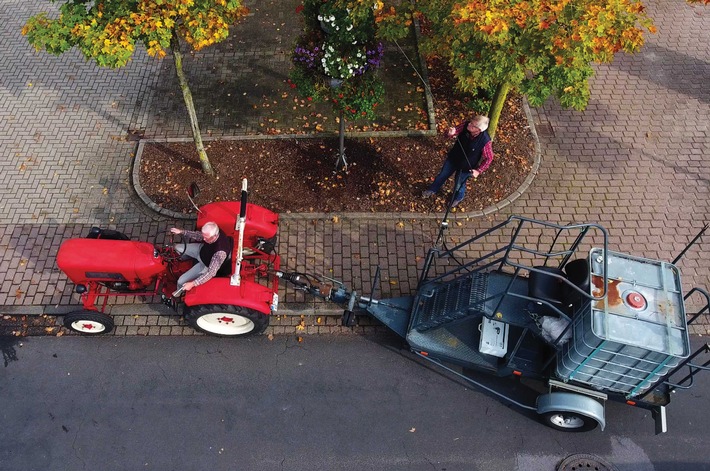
[[290, 0, 385, 120]]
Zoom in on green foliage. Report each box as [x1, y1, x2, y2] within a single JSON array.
[[23, 0, 248, 68], [331, 73, 385, 119], [289, 66, 320, 101], [370, 0, 656, 123], [467, 86, 497, 115]]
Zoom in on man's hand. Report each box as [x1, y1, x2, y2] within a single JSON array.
[[169, 227, 183, 235], [471, 169, 480, 178], [447, 126, 457, 137], [183, 281, 196, 292]]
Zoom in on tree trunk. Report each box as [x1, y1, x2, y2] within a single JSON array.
[[487, 82, 511, 140], [171, 30, 214, 176]]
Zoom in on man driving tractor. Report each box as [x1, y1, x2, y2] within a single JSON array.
[[170, 221, 233, 292]]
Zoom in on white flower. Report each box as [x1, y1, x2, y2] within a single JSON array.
[[329, 15, 335, 21], [317, 15, 323, 21]]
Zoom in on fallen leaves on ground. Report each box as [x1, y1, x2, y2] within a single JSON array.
[[139, 58, 534, 214]]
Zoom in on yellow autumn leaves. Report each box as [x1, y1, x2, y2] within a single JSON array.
[[451, 0, 654, 57], [23, 0, 248, 66]]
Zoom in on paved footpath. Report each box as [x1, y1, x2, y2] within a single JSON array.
[[0, 0, 708, 335]]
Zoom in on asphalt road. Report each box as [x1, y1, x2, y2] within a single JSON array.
[[1, 333, 708, 471]]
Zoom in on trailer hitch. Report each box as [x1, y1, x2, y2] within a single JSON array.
[[274, 270, 361, 326]]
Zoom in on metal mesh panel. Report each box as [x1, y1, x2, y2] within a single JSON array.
[[413, 272, 488, 332]]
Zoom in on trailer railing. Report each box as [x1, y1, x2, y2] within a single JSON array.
[[419, 216, 609, 306], [648, 287, 710, 393], [411, 216, 610, 357]]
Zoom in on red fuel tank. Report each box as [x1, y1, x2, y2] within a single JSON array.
[[57, 239, 166, 287]]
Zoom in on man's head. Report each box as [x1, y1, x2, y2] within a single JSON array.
[[201, 222, 220, 243], [466, 115, 490, 137]]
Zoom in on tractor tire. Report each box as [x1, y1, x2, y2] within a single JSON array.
[[63, 310, 114, 335], [185, 304, 269, 337], [540, 410, 599, 432]]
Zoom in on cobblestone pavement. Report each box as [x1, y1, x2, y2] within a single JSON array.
[[1, 0, 708, 336]]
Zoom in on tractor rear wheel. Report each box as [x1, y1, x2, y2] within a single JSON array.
[[185, 304, 268, 337], [63, 310, 114, 335]]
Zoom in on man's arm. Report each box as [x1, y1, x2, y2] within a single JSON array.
[[474, 142, 494, 174], [192, 251, 228, 286], [447, 121, 467, 137], [181, 229, 205, 242]]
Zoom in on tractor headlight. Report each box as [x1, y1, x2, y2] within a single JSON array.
[[75, 284, 87, 294]]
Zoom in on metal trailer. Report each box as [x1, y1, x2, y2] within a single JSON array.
[[284, 216, 710, 433]]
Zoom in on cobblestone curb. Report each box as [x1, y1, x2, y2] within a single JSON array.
[[0, 303, 387, 337]]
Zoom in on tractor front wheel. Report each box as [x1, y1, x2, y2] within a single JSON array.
[[63, 310, 114, 335], [185, 304, 268, 337]]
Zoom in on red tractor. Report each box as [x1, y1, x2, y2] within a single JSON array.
[[57, 180, 281, 336]]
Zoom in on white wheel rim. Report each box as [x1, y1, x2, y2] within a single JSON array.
[[196, 312, 254, 336], [549, 413, 585, 429], [70, 320, 107, 333]]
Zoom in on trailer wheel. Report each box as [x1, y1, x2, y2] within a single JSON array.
[[541, 410, 598, 432], [185, 304, 268, 337], [537, 392, 604, 432], [63, 310, 114, 335]]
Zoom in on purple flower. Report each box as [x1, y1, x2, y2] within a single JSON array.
[[293, 44, 323, 69], [363, 42, 384, 70]]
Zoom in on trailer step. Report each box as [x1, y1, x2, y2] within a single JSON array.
[[413, 272, 488, 332]]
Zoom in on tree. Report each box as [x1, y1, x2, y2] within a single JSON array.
[[23, 0, 249, 176], [364, 0, 655, 138], [290, 0, 385, 170]]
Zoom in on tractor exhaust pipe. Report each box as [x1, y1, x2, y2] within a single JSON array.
[[231, 178, 248, 287]]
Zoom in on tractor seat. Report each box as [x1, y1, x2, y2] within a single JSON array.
[[528, 266, 567, 316]]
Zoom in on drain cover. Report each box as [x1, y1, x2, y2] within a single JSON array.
[[557, 454, 619, 471]]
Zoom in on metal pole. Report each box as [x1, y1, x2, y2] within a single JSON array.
[[231, 178, 248, 287], [336, 110, 347, 170]]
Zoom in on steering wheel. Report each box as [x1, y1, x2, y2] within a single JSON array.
[[162, 232, 186, 263]]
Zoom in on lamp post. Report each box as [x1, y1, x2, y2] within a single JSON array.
[[329, 78, 347, 171]]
